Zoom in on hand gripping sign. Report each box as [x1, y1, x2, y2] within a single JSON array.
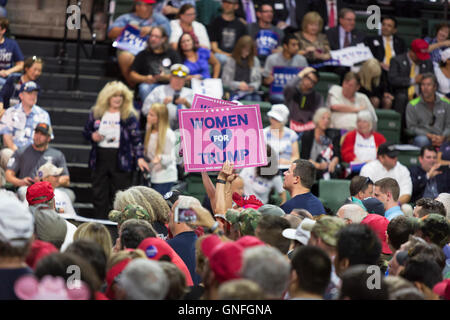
[[112, 24, 148, 56], [178, 104, 267, 172], [191, 94, 238, 109]]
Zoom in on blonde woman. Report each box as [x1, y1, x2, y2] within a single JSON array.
[[73, 222, 113, 260], [83, 81, 149, 220], [144, 103, 177, 196], [357, 58, 391, 109]]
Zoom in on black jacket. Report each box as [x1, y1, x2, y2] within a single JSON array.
[[409, 165, 450, 203], [326, 26, 366, 51], [301, 128, 341, 161], [364, 35, 407, 63], [309, 0, 344, 31], [388, 53, 434, 92]]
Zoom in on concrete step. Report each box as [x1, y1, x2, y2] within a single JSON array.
[[53, 125, 86, 145], [42, 57, 119, 77], [47, 107, 90, 127], [39, 73, 114, 92], [67, 163, 91, 184], [49, 143, 91, 164]]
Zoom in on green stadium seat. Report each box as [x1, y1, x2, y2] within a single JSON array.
[[397, 149, 420, 168], [396, 17, 424, 48], [316, 72, 340, 101], [240, 100, 272, 127], [318, 179, 350, 214], [375, 109, 401, 144], [355, 14, 379, 38]]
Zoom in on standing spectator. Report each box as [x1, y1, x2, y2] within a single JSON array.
[[157, 0, 196, 20], [326, 72, 377, 131], [0, 194, 34, 300], [263, 104, 299, 165], [0, 56, 43, 114], [405, 73, 450, 148], [83, 81, 149, 220], [434, 48, 450, 97], [143, 102, 178, 195], [177, 33, 220, 80], [0, 81, 51, 152], [341, 110, 386, 165], [0, 0, 6, 18], [413, 198, 447, 218], [309, 0, 343, 31], [208, 0, 248, 67], [169, 4, 211, 50], [294, 11, 331, 66], [222, 35, 262, 101], [280, 159, 326, 215], [388, 39, 434, 117], [130, 26, 181, 102], [373, 177, 405, 221], [409, 146, 450, 203], [142, 64, 194, 130], [107, 0, 171, 86], [300, 107, 341, 180], [360, 142, 413, 205], [0, 18, 24, 88], [73, 222, 112, 260], [283, 67, 323, 133], [263, 33, 308, 103], [425, 23, 450, 65], [247, 2, 284, 65]]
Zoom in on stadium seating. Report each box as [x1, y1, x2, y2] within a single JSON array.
[[319, 179, 350, 214], [375, 109, 401, 144], [316, 72, 341, 101]]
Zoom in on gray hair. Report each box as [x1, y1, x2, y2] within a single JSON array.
[[312, 107, 331, 126], [357, 110, 374, 131], [338, 204, 368, 224], [436, 193, 450, 219], [118, 259, 169, 300], [241, 246, 291, 298]]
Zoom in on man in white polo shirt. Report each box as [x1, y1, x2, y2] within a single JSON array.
[[360, 142, 412, 205]]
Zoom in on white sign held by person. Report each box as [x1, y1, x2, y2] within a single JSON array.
[[191, 78, 224, 99], [331, 45, 374, 67]]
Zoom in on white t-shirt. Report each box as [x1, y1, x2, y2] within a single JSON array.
[[354, 132, 377, 162], [54, 189, 76, 218], [98, 111, 121, 148], [239, 167, 284, 204], [145, 129, 178, 184]]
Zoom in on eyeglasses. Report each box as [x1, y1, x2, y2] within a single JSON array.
[[303, 74, 318, 85]]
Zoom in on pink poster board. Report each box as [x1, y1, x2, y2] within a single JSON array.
[[191, 94, 238, 109], [179, 105, 267, 172]]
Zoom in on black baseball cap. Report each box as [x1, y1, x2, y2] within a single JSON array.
[[377, 142, 399, 158], [34, 123, 52, 136], [163, 189, 182, 208]]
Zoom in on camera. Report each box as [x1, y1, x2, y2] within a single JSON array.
[[174, 207, 197, 223]]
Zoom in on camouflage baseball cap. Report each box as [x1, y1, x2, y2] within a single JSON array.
[[419, 214, 450, 248], [108, 204, 151, 225], [225, 208, 262, 236], [306, 216, 346, 247]]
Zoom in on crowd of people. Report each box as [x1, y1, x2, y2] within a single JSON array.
[[0, 0, 449, 301]]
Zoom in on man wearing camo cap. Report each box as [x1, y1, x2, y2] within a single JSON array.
[[109, 204, 152, 227], [225, 208, 262, 238], [418, 213, 450, 249]]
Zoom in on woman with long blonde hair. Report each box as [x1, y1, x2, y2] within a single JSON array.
[[143, 102, 177, 195], [83, 81, 149, 219], [357, 58, 387, 109]]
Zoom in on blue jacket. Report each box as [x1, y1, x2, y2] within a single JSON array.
[[83, 111, 144, 172], [0, 73, 22, 109]]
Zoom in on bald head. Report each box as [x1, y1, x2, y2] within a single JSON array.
[[337, 204, 368, 224]]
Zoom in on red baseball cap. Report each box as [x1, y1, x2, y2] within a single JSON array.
[[235, 235, 265, 249], [25, 239, 58, 270], [433, 279, 450, 300], [201, 234, 244, 283], [410, 39, 430, 61], [105, 258, 132, 299], [361, 214, 392, 255], [26, 181, 55, 206], [137, 237, 193, 286], [135, 0, 156, 4]]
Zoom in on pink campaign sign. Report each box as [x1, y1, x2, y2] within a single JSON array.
[[178, 105, 267, 172], [191, 94, 237, 109]]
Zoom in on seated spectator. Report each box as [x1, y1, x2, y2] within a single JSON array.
[[388, 39, 434, 117], [325, 8, 365, 51], [0, 56, 43, 114], [341, 110, 386, 165], [338, 265, 389, 300], [374, 177, 405, 221], [157, 0, 196, 20], [107, 0, 171, 86], [73, 222, 112, 260], [142, 64, 193, 130], [406, 73, 450, 148], [82, 81, 148, 220], [222, 35, 262, 101], [294, 11, 331, 66], [0, 82, 51, 152], [130, 26, 181, 102], [113, 186, 171, 239], [0, 194, 34, 300], [208, 0, 248, 67], [409, 146, 450, 203], [280, 159, 326, 215], [283, 67, 323, 133], [327, 72, 377, 131], [0, 18, 24, 88], [343, 176, 374, 208], [413, 198, 446, 218], [169, 4, 210, 50], [434, 48, 450, 97], [301, 107, 341, 180], [263, 33, 308, 103], [358, 58, 392, 109], [263, 104, 299, 165], [360, 142, 413, 205], [241, 245, 291, 299], [424, 23, 450, 65], [247, 2, 284, 65], [5, 123, 69, 197], [178, 33, 220, 80], [239, 144, 286, 204]]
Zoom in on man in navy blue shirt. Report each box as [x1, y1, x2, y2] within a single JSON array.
[[280, 159, 326, 215], [0, 18, 24, 88]]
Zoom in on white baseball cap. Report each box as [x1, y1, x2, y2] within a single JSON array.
[[282, 218, 316, 245], [267, 104, 290, 125], [37, 162, 64, 179]]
